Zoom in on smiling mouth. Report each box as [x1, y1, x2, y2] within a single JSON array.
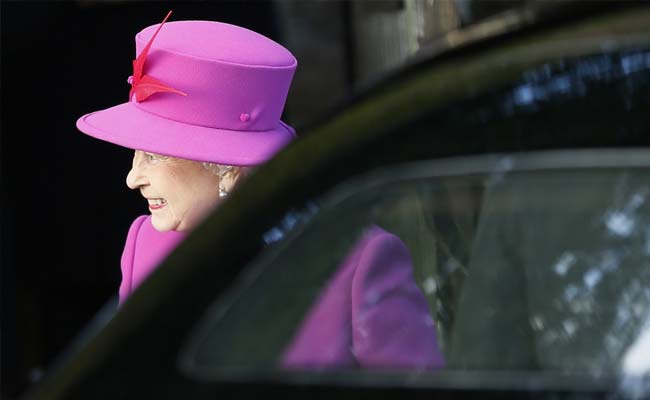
[[148, 198, 167, 210]]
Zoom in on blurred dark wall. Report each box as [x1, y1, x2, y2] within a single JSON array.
[[1, 2, 280, 397]]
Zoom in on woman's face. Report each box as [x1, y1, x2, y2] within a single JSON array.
[[126, 150, 221, 232]]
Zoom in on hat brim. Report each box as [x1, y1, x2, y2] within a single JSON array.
[[76, 102, 295, 166]]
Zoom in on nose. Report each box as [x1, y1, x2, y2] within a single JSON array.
[[126, 150, 149, 189]]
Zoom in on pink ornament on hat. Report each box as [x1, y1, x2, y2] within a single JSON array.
[[128, 10, 187, 102]]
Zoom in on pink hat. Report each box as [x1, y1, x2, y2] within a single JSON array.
[[76, 12, 297, 166]]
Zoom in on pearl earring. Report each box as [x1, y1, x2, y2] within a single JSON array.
[[218, 166, 234, 198], [219, 184, 229, 198]]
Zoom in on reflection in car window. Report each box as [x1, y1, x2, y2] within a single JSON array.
[[281, 224, 445, 370], [181, 151, 650, 380], [451, 169, 650, 375]]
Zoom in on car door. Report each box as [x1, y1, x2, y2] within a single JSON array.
[[26, 5, 650, 400]]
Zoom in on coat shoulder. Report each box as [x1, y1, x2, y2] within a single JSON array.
[[118, 215, 150, 304]]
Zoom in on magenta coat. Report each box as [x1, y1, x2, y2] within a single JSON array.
[[119, 216, 444, 369], [282, 226, 445, 369], [119, 215, 185, 305]]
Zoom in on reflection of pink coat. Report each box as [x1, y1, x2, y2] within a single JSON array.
[[119, 217, 444, 370], [282, 226, 445, 369], [119, 215, 185, 305]]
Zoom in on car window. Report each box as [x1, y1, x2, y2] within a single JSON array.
[[180, 150, 650, 381]]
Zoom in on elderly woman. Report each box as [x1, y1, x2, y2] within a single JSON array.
[[77, 12, 443, 369], [76, 12, 296, 304]]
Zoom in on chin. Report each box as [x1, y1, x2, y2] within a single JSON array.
[[150, 215, 177, 232]]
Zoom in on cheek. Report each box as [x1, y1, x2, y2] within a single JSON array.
[[189, 174, 220, 207], [171, 169, 220, 218]]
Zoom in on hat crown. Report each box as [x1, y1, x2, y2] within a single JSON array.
[[136, 21, 296, 68], [130, 20, 297, 133]]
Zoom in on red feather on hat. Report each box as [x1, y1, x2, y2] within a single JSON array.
[[129, 11, 187, 102]]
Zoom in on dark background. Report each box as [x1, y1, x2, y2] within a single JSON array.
[[1, 1, 500, 397]]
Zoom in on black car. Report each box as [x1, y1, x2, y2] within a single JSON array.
[[26, 3, 650, 399]]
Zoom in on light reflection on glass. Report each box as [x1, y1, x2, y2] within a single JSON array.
[[422, 276, 438, 296], [553, 252, 576, 276], [622, 316, 650, 375], [530, 314, 545, 331], [498, 51, 650, 117], [583, 269, 603, 290], [457, 166, 650, 377], [596, 250, 621, 273], [564, 285, 580, 302], [262, 203, 320, 245], [604, 211, 636, 237], [562, 319, 578, 338], [528, 174, 650, 374]]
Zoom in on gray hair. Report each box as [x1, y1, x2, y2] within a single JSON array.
[[201, 162, 252, 197]]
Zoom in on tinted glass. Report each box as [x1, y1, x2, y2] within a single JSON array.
[[181, 151, 650, 382]]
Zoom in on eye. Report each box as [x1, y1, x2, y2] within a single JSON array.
[[144, 152, 161, 164]]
